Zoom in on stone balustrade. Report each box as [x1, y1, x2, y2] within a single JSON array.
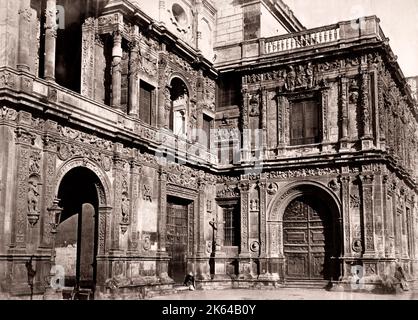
[[262, 16, 386, 56], [216, 16, 387, 65], [264, 25, 340, 54]]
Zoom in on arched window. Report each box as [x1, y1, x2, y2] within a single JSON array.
[[169, 78, 189, 138]]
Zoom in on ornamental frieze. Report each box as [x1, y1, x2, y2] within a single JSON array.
[[216, 185, 240, 198], [57, 143, 112, 172], [216, 175, 240, 183], [57, 125, 114, 151], [266, 167, 340, 179], [167, 172, 198, 189], [0, 106, 18, 121]]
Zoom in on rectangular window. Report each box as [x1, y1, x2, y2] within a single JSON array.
[[217, 73, 241, 108], [202, 115, 212, 149], [290, 99, 320, 146], [139, 81, 153, 125], [224, 205, 240, 246]]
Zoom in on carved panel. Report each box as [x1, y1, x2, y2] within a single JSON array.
[[81, 17, 96, 98], [15, 147, 30, 244]]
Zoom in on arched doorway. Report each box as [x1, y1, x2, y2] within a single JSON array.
[[279, 186, 341, 281], [55, 166, 101, 293]]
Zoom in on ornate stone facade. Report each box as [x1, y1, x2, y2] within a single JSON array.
[[0, 0, 417, 298]]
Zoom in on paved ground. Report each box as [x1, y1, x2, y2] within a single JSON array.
[[148, 287, 418, 300]]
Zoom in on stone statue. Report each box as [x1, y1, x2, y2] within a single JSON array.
[[28, 180, 39, 214], [121, 194, 130, 223], [286, 66, 296, 91]]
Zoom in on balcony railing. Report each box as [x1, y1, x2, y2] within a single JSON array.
[[265, 25, 341, 54], [215, 16, 388, 65]]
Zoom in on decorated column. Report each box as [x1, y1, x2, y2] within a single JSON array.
[[339, 76, 349, 150], [17, 0, 32, 72], [128, 26, 140, 117], [339, 175, 351, 256], [39, 122, 58, 249], [44, 0, 57, 81], [238, 181, 251, 279], [360, 58, 373, 149], [81, 18, 96, 98], [360, 174, 375, 257], [156, 166, 170, 280], [128, 157, 141, 252], [111, 31, 123, 110]]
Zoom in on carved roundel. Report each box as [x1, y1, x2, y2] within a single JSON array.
[[143, 235, 151, 251], [352, 239, 363, 253], [172, 3, 188, 26], [250, 241, 260, 253]]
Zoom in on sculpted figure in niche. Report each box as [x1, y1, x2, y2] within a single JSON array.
[[28, 179, 40, 214], [306, 63, 314, 88], [296, 65, 306, 88], [164, 87, 172, 128], [121, 193, 130, 223], [286, 66, 296, 91]]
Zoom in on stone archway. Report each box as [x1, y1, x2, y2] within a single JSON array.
[[53, 158, 112, 295], [268, 181, 342, 281]]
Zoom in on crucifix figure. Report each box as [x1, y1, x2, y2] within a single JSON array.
[[209, 218, 218, 253]]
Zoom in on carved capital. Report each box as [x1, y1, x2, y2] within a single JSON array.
[[238, 182, 250, 193], [42, 135, 58, 152], [15, 128, 35, 145], [338, 175, 350, 184], [359, 174, 374, 185]]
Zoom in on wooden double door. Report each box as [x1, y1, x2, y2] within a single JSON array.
[[283, 196, 335, 280], [166, 197, 191, 283]]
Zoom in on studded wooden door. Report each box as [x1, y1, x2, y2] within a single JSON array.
[[283, 197, 331, 280], [166, 200, 189, 283]]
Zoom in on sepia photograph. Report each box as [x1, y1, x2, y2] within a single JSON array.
[[0, 0, 417, 310]]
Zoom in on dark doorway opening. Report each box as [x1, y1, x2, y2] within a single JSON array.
[[166, 196, 192, 283], [56, 166, 100, 296]]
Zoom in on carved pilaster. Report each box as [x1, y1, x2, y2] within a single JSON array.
[[39, 135, 57, 248], [111, 156, 125, 251], [111, 31, 123, 110], [241, 89, 250, 160], [339, 76, 349, 149], [321, 88, 330, 143], [382, 175, 391, 256], [360, 65, 373, 148], [359, 174, 375, 256], [81, 18, 96, 98], [197, 179, 206, 255], [128, 26, 140, 117], [157, 167, 167, 251], [128, 159, 141, 251], [258, 181, 267, 256], [261, 88, 267, 155], [13, 132, 34, 248], [339, 175, 351, 255], [374, 174, 385, 257], [378, 72, 386, 148], [44, 0, 57, 81], [277, 95, 288, 148], [239, 181, 250, 255], [17, 0, 32, 72]]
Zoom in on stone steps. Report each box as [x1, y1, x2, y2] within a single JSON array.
[[283, 280, 331, 289]]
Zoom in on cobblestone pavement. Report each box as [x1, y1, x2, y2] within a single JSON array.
[[148, 288, 418, 300]]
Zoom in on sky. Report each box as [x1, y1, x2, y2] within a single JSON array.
[[284, 0, 418, 77]]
